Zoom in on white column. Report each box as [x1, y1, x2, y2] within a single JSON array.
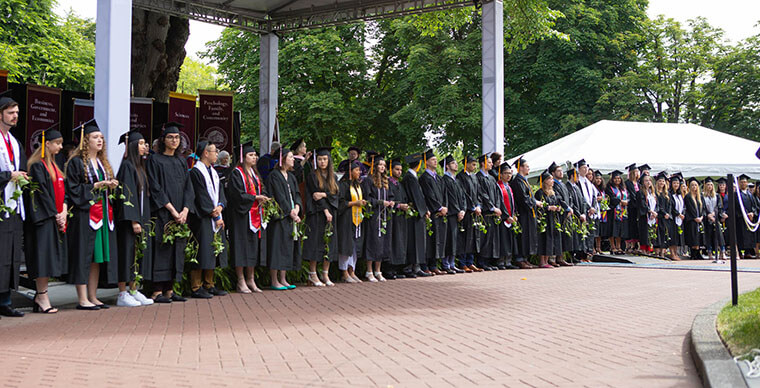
[[259, 33, 279, 155], [481, 0, 504, 154], [95, 0, 132, 171]]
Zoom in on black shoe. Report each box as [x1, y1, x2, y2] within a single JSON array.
[[482, 266, 492, 271], [395, 273, 406, 279], [415, 271, 432, 277], [206, 287, 228, 296], [0, 305, 24, 317], [497, 265, 507, 270], [452, 267, 465, 273], [402, 272, 415, 278], [153, 295, 172, 303], [446, 269, 457, 274], [383, 273, 397, 280], [170, 294, 187, 302], [76, 304, 100, 311], [505, 264, 520, 270], [95, 304, 109, 309], [191, 288, 213, 299]]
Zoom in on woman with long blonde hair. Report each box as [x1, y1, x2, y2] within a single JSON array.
[[361, 154, 395, 282], [25, 129, 68, 313], [534, 170, 562, 268], [670, 176, 686, 253], [684, 177, 705, 259], [702, 178, 725, 262], [65, 121, 119, 310], [636, 174, 657, 254]]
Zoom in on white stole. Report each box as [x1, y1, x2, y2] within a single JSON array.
[[194, 162, 221, 232], [0, 132, 24, 220], [646, 193, 657, 226], [673, 194, 684, 226]]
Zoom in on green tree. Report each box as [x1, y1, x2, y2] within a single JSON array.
[[0, 0, 95, 91], [176, 57, 226, 95]]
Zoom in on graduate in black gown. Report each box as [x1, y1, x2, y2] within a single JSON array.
[[566, 167, 588, 263], [475, 153, 502, 271], [145, 123, 193, 303], [604, 170, 629, 254], [290, 138, 312, 213], [716, 177, 730, 259], [114, 131, 155, 307], [654, 172, 679, 259], [684, 177, 706, 259], [266, 147, 303, 289], [510, 156, 539, 267], [419, 150, 447, 275], [24, 127, 67, 314], [440, 155, 466, 273], [303, 147, 338, 287], [402, 153, 430, 277], [534, 170, 563, 268], [187, 140, 229, 298], [624, 164, 641, 252], [362, 154, 395, 281], [65, 120, 119, 310], [549, 162, 573, 266], [386, 158, 409, 279], [337, 146, 368, 176], [735, 174, 756, 259], [0, 94, 26, 317], [670, 175, 687, 254], [702, 177, 726, 261], [337, 161, 366, 282], [496, 162, 520, 269], [636, 174, 658, 254], [225, 142, 268, 294], [456, 156, 482, 272]]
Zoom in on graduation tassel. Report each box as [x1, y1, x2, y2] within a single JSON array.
[[41, 130, 45, 158], [79, 124, 85, 150]]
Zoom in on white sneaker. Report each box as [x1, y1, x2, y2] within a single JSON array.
[[130, 291, 154, 306], [117, 291, 141, 307]]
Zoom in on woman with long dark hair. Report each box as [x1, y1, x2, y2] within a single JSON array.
[[592, 171, 607, 254], [266, 147, 303, 290], [226, 143, 268, 293], [115, 131, 155, 306], [604, 170, 629, 254], [362, 154, 395, 282], [337, 161, 366, 282], [303, 147, 339, 286], [145, 123, 193, 303], [65, 121, 119, 310], [636, 174, 657, 254], [655, 173, 680, 260], [534, 170, 562, 268], [670, 176, 686, 253], [25, 128, 67, 313], [684, 177, 706, 260]]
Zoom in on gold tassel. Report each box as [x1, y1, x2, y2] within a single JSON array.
[[79, 124, 84, 150], [41, 130, 45, 158], [539, 175, 543, 187]]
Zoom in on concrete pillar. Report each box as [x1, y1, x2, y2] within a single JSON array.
[[259, 33, 279, 155], [95, 0, 132, 171], [481, 0, 504, 154]]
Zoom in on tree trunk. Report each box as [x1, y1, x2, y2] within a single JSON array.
[[131, 10, 189, 103]]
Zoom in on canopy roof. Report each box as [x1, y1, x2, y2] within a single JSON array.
[[508, 120, 760, 178], [133, 0, 473, 33]]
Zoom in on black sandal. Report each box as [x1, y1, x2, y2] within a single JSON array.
[[33, 290, 58, 314]]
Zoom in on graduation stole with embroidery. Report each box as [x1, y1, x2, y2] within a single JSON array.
[[236, 166, 261, 233], [350, 182, 363, 227]]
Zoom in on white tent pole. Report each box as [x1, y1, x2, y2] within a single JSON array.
[[481, 0, 504, 155]]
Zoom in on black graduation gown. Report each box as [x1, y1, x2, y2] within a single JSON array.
[[456, 171, 480, 256], [146, 153, 195, 282], [442, 173, 466, 257], [188, 165, 228, 270], [703, 194, 725, 251], [656, 193, 674, 248], [553, 178, 572, 253], [389, 177, 408, 265], [224, 167, 267, 268], [625, 179, 640, 241], [419, 170, 447, 260], [604, 185, 629, 238], [497, 180, 517, 258], [115, 159, 152, 283], [684, 194, 705, 247], [303, 171, 338, 262], [671, 193, 686, 247], [476, 170, 502, 259], [402, 171, 428, 265], [361, 179, 394, 261], [736, 190, 756, 250], [636, 190, 657, 247], [534, 189, 562, 256], [337, 179, 365, 258], [64, 156, 118, 286], [510, 174, 538, 257], [0, 139, 25, 293], [266, 169, 302, 270], [24, 162, 67, 279], [566, 181, 587, 252]]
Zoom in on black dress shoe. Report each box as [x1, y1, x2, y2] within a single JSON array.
[[383, 273, 397, 280], [395, 273, 406, 279], [482, 266, 492, 271], [452, 267, 465, 273], [170, 294, 187, 302], [0, 305, 24, 317], [446, 269, 457, 274], [95, 304, 109, 309], [207, 287, 228, 296], [76, 304, 100, 311], [191, 288, 213, 299], [153, 295, 172, 303], [506, 264, 520, 270], [415, 271, 432, 277], [497, 265, 507, 270], [403, 272, 415, 278]]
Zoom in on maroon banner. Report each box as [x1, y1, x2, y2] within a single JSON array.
[[72, 98, 94, 141], [168, 91, 196, 154], [198, 90, 234, 153], [130, 97, 153, 143], [0, 70, 7, 93], [26, 85, 61, 155]]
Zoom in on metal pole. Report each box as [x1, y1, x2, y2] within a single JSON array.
[[727, 174, 738, 306]]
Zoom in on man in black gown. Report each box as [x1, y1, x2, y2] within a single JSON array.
[[338, 146, 368, 176], [0, 94, 26, 317], [402, 153, 430, 277], [550, 161, 573, 266], [736, 174, 757, 259], [456, 156, 482, 272], [510, 156, 540, 264], [440, 155, 466, 274], [475, 153, 502, 271], [386, 158, 410, 279], [419, 150, 448, 275], [566, 167, 589, 262]]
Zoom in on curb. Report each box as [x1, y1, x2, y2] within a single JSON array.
[[690, 298, 748, 388]]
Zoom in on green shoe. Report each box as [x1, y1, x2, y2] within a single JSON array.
[[287, 285, 296, 290], [270, 285, 288, 291]]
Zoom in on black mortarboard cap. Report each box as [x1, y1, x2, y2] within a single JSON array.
[[626, 163, 638, 171], [739, 174, 751, 181], [390, 157, 402, 167], [669, 174, 680, 182], [423, 149, 435, 161], [405, 153, 423, 166], [512, 155, 526, 168], [478, 153, 490, 164], [162, 121, 183, 136], [241, 140, 256, 155], [655, 171, 668, 181], [702, 177, 714, 185], [365, 150, 378, 159], [316, 146, 332, 156], [350, 160, 362, 171], [439, 154, 455, 168], [575, 159, 587, 168], [119, 130, 144, 145], [717, 177, 727, 184], [462, 155, 476, 164], [0, 89, 16, 110], [594, 170, 603, 178], [610, 170, 623, 177], [290, 138, 304, 151], [73, 118, 98, 137], [639, 164, 651, 171], [687, 177, 698, 185], [39, 122, 62, 142], [548, 161, 559, 173], [540, 170, 552, 180], [499, 162, 512, 173], [347, 146, 361, 154]]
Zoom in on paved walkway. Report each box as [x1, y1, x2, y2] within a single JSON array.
[[3, 261, 760, 387]]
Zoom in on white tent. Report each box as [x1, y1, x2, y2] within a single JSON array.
[[507, 120, 760, 178]]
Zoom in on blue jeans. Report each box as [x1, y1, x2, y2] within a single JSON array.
[[459, 253, 474, 267]]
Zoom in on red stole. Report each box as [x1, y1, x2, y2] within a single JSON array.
[[498, 180, 513, 217], [237, 166, 261, 232]]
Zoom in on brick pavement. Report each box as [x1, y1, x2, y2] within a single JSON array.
[[2, 263, 760, 387]]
